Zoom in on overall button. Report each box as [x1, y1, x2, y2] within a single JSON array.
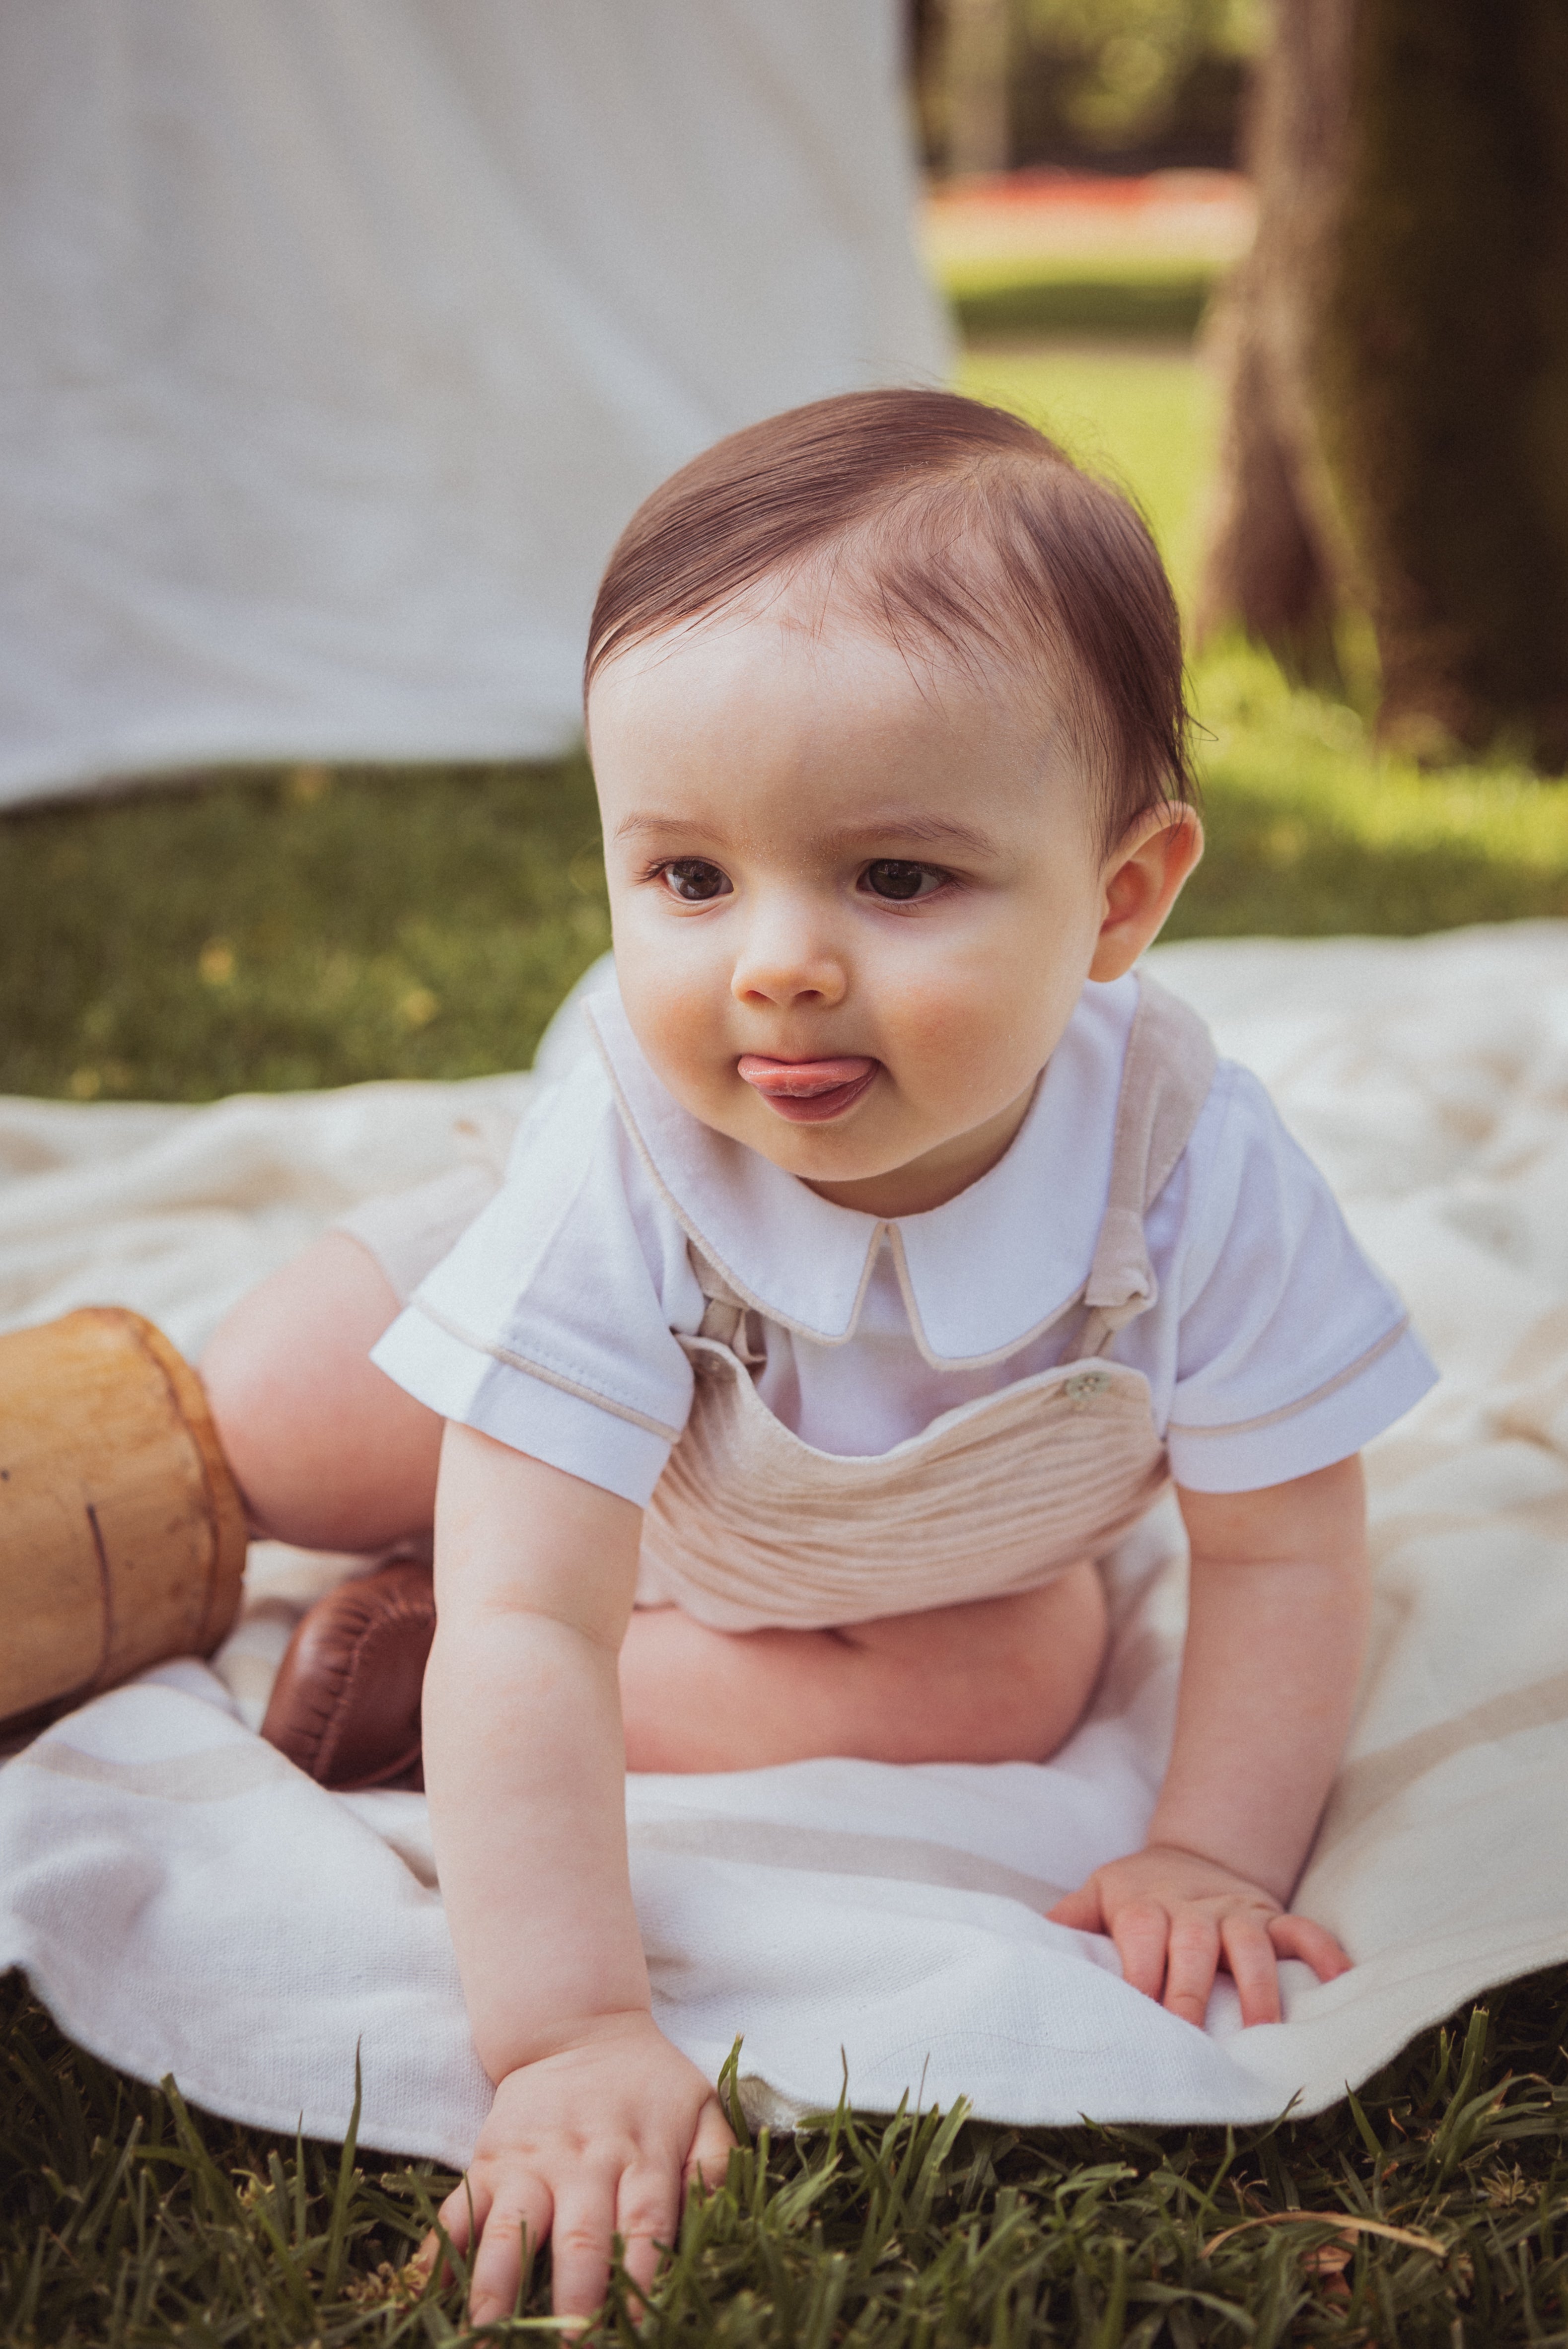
[[1063, 1368, 1113, 1404]]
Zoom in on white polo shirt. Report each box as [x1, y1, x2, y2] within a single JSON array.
[[372, 971, 1436, 1508]]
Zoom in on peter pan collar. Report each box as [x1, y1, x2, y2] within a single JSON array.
[[582, 974, 1138, 1369]]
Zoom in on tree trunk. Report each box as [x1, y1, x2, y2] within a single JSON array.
[[1196, 0, 1354, 689], [1198, 0, 1568, 766], [941, 0, 1011, 178]]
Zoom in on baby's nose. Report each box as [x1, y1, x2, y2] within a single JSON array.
[[730, 951, 847, 1009], [729, 920, 848, 1009]]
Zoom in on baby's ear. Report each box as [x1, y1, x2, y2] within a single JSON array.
[[1088, 806, 1204, 982]]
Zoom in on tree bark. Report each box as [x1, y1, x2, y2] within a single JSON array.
[[1196, 0, 1354, 689], [1198, 0, 1568, 765]]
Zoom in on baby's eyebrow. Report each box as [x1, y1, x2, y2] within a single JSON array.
[[828, 814, 999, 856], [611, 810, 1000, 856], [613, 811, 731, 844]]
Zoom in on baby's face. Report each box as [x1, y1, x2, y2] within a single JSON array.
[[590, 593, 1187, 1217]]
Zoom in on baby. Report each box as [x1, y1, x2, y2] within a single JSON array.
[[201, 389, 1435, 2322]]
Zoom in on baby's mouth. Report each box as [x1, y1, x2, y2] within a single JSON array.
[[736, 1054, 879, 1124]]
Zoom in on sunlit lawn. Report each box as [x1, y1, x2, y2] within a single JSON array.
[[943, 253, 1217, 340], [958, 338, 1217, 593]]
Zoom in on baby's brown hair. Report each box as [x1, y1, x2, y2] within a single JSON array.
[[585, 388, 1197, 854]]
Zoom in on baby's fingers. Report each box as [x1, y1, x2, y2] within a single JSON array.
[[1269, 1911, 1352, 1984], [616, 2162, 681, 2306], [468, 2182, 553, 2328], [1220, 1913, 1283, 2027], [433, 2170, 487, 2258], [1161, 1914, 1221, 2027], [549, 2177, 621, 2320], [686, 2095, 737, 2197], [1108, 1899, 1172, 2002], [415, 2169, 490, 2289], [1047, 1881, 1105, 1933]]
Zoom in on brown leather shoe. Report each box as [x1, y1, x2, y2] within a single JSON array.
[[261, 1559, 435, 1791]]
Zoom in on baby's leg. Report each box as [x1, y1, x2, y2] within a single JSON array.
[[200, 1232, 441, 1551], [203, 1223, 1106, 1772], [620, 1565, 1109, 1771]]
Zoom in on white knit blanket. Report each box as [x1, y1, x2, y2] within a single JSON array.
[[2, 925, 1567, 2159]]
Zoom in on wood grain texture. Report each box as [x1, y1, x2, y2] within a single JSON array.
[[0, 1308, 246, 1729]]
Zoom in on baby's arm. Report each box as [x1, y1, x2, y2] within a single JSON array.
[[1049, 1453, 1369, 2026], [424, 1423, 732, 2322]]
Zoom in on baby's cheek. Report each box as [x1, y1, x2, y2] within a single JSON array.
[[883, 974, 1036, 1097], [626, 981, 733, 1112]]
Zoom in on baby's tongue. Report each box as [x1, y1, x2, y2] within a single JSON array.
[[737, 1055, 876, 1100]]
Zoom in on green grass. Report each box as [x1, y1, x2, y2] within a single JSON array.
[[0, 758, 612, 1103], [941, 256, 1220, 343], [1171, 647, 1568, 939], [9, 1964, 1568, 2345], [958, 341, 1217, 595]]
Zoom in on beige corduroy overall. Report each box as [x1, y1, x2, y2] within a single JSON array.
[[636, 976, 1217, 1633]]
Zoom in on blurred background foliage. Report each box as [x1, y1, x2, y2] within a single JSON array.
[[1014, 0, 1260, 165], [911, 0, 1263, 174]]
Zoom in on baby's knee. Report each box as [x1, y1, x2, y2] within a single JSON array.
[[204, 1234, 376, 1421], [200, 1231, 417, 1542], [200, 1287, 298, 1454], [981, 1566, 1110, 1759]]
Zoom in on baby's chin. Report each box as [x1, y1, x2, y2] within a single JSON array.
[[697, 1081, 950, 1191]]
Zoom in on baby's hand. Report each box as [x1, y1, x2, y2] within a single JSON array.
[[1048, 1844, 1350, 2028], [432, 2011, 733, 2323]]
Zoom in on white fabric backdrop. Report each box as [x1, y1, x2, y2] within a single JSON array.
[[0, 1, 949, 807]]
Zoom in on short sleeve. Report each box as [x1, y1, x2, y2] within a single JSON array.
[[1162, 1064, 1437, 1493], [370, 1055, 702, 1506]]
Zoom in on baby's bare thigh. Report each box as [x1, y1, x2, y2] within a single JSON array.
[[200, 1230, 442, 1551], [622, 1564, 1111, 1770], [841, 1565, 1110, 1760]]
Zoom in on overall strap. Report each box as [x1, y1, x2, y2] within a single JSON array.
[[1079, 974, 1218, 1356], [689, 1248, 767, 1364]]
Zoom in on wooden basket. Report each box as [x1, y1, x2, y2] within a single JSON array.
[[0, 1307, 247, 1735]]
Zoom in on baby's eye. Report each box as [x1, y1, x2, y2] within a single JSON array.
[[660, 858, 732, 903], [859, 859, 945, 903]]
